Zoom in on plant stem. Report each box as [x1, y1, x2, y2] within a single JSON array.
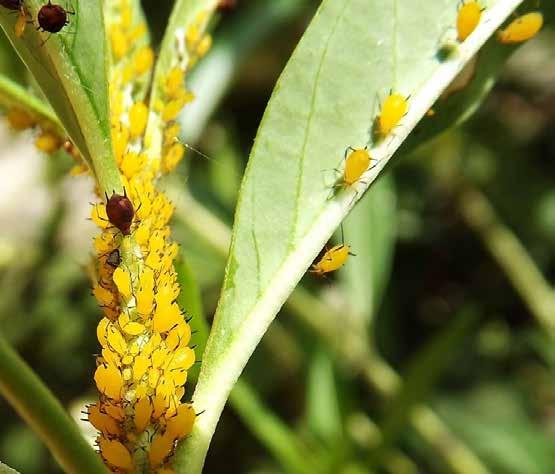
[[458, 186, 555, 334], [0, 335, 106, 474]]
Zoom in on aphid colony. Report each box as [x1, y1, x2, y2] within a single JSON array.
[[0, 0, 73, 38], [316, 3, 544, 277]]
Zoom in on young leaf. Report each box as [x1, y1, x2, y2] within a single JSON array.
[[0, 0, 119, 193], [178, 1, 527, 471]]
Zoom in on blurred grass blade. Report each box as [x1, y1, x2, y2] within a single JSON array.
[[341, 174, 397, 325], [0, 335, 105, 474], [178, 1, 525, 471], [371, 307, 479, 468], [306, 348, 343, 445], [229, 380, 317, 474], [0, 0, 119, 193]]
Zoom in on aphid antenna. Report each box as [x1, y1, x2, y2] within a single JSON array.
[[179, 140, 216, 163]]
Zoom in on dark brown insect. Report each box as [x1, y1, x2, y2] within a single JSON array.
[[105, 191, 134, 236], [37, 1, 73, 33], [217, 0, 237, 12], [105, 249, 121, 269], [0, 0, 22, 10]]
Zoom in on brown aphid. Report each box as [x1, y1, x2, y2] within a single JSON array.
[[37, 1, 73, 34], [217, 0, 237, 12], [105, 191, 134, 236], [0, 0, 22, 10], [105, 249, 121, 269]]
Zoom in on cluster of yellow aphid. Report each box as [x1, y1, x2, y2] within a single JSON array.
[[85, 2, 213, 472]]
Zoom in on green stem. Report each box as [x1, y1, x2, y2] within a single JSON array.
[[459, 187, 555, 334], [0, 335, 106, 474]]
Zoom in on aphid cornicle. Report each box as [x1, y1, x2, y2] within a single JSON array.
[[377, 92, 409, 138], [105, 191, 134, 236], [497, 12, 543, 44], [457, 1, 482, 42], [311, 244, 351, 277], [37, 1, 73, 34]]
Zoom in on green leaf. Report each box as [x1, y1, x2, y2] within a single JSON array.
[[0, 0, 119, 193], [178, 1, 527, 471], [340, 174, 396, 325]]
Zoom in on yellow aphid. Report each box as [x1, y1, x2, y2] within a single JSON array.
[[133, 354, 150, 381], [341, 147, 372, 187], [165, 347, 195, 372], [97, 318, 110, 345], [196, 35, 212, 58], [148, 367, 160, 388], [378, 93, 408, 137], [152, 392, 168, 419], [129, 102, 149, 138], [164, 122, 181, 143], [94, 363, 124, 400], [88, 404, 122, 437], [35, 130, 62, 154], [6, 108, 35, 130], [498, 12, 543, 44], [165, 67, 185, 98], [110, 27, 129, 60], [106, 324, 127, 356], [165, 404, 195, 440], [113, 266, 133, 301], [15, 9, 27, 38], [129, 23, 147, 42], [311, 244, 351, 276], [120, 152, 139, 179], [120, 316, 145, 336], [457, 2, 482, 42], [149, 433, 175, 467], [166, 323, 192, 351], [121, 354, 134, 365], [135, 222, 151, 245], [163, 142, 185, 172], [167, 369, 187, 387], [162, 99, 186, 123], [99, 437, 133, 471], [121, 6, 132, 29], [104, 403, 125, 421], [112, 125, 129, 163], [134, 397, 152, 433], [134, 46, 154, 75], [153, 302, 182, 333], [101, 348, 121, 368], [93, 284, 114, 307]]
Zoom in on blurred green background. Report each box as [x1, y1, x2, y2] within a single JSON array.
[[1, 1, 555, 473]]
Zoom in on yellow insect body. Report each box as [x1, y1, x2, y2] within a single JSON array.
[[311, 244, 350, 276], [378, 93, 408, 137], [498, 12, 543, 44], [15, 9, 26, 38], [457, 2, 482, 42], [343, 148, 371, 186]]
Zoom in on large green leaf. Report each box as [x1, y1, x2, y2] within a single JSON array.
[[178, 0, 527, 471], [0, 0, 119, 192]]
